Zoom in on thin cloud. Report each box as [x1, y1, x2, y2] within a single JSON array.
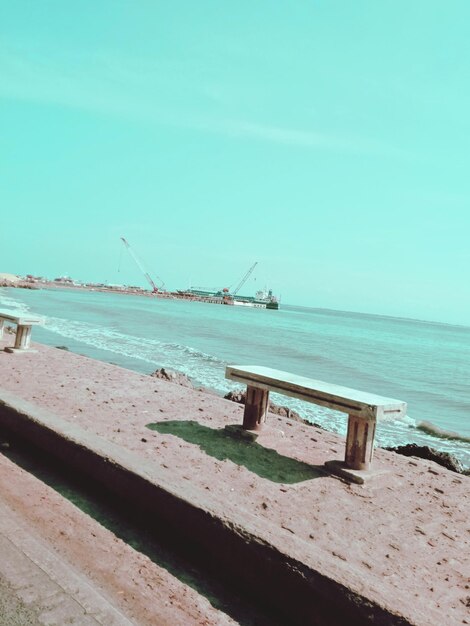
[[0, 47, 405, 158], [198, 119, 406, 157]]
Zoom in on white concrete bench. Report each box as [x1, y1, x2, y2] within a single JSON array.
[[0, 310, 45, 353], [225, 365, 407, 481]]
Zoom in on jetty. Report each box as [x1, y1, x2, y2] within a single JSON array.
[[0, 337, 468, 625]]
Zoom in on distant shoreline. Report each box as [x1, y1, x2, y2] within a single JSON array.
[[2, 279, 185, 300], [3, 280, 282, 310], [3, 279, 469, 329]]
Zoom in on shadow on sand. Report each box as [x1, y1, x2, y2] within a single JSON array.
[[146, 420, 323, 484]]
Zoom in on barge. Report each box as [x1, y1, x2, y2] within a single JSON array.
[[177, 287, 280, 310]]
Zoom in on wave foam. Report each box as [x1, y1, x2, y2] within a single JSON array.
[[43, 315, 228, 391], [0, 289, 31, 314]]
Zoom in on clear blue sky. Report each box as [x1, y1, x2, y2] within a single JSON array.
[[1, 1, 469, 325]]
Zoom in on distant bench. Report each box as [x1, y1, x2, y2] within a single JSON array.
[[0, 310, 45, 353], [225, 365, 407, 480]]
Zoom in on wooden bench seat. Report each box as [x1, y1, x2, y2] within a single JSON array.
[[0, 310, 45, 353], [225, 365, 407, 478]]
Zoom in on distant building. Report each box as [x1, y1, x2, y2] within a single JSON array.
[[54, 276, 74, 284]]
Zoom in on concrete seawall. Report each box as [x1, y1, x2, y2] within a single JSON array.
[[0, 340, 468, 625], [0, 391, 407, 626]]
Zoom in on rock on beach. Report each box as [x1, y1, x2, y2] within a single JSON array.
[[385, 443, 468, 474], [149, 367, 194, 388]]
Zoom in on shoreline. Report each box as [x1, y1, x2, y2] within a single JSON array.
[[0, 338, 468, 625], [1, 284, 469, 466]]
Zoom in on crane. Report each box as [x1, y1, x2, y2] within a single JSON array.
[[120, 237, 164, 293], [232, 262, 258, 296]]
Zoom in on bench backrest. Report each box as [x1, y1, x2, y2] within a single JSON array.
[[225, 365, 406, 421]]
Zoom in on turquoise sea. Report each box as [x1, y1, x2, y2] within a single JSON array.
[[1, 287, 469, 468]]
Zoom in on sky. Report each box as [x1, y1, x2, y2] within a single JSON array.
[[1, 1, 469, 325]]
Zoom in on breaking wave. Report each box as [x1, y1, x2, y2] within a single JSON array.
[[43, 315, 229, 392], [415, 420, 470, 444]]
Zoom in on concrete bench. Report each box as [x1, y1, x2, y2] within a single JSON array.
[[0, 310, 45, 353], [225, 365, 407, 481]]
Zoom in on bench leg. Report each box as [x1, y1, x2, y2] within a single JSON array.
[[13, 325, 32, 350], [243, 385, 269, 431], [345, 416, 376, 471]]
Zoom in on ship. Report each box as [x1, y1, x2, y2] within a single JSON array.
[[232, 288, 279, 310]]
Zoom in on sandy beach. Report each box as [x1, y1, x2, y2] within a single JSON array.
[[0, 336, 468, 625], [0, 336, 470, 625]]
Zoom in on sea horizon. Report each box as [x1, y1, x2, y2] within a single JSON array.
[[283, 302, 470, 332]]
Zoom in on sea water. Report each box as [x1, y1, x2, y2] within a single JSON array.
[[1, 287, 469, 468]]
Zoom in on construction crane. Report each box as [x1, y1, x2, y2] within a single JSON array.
[[120, 237, 164, 293], [232, 262, 258, 296]]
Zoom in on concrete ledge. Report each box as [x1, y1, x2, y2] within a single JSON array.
[[4, 347, 38, 354], [324, 460, 391, 485], [224, 424, 260, 442], [0, 390, 420, 626]]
